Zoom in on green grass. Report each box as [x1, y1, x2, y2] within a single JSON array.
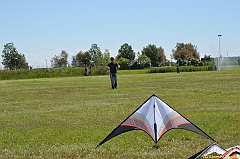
[[220, 65, 240, 70], [0, 70, 240, 158]]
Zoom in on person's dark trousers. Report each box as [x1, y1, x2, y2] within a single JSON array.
[[177, 67, 180, 73], [110, 73, 117, 89]]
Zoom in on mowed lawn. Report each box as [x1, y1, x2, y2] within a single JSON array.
[[0, 70, 240, 158]]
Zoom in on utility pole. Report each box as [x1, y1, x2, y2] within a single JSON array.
[[218, 34, 222, 70]]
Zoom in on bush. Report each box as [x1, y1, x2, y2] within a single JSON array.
[[131, 61, 141, 69], [148, 67, 176, 73], [0, 66, 113, 80], [90, 66, 108, 75], [0, 67, 86, 80], [117, 57, 129, 70], [203, 62, 212, 66], [148, 66, 214, 74], [136, 54, 151, 69], [208, 63, 217, 71]]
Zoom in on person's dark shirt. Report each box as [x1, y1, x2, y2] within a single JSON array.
[[108, 62, 118, 73]]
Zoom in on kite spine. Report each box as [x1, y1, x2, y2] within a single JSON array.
[[153, 101, 157, 143]]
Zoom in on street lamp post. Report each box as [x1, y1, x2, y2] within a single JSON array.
[[45, 59, 48, 72], [45, 59, 47, 68], [218, 34, 222, 70]]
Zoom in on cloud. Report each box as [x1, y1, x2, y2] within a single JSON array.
[[29, 48, 37, 51], [107, 49, 118, 56], [234, 48, 240, 53], [21, 49, 61, 68], [73, 48, 86, 53]]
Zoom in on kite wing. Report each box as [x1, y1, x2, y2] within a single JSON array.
[[97, 94, 215, 147], [188, 142, 227, 159]]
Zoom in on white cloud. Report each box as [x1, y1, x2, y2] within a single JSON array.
[[234, 48, 240, 52], [22, 49, 61, 68], [107, 49, 118, 57], [230, 48, 240, 57], [73, 48, 86, 54]]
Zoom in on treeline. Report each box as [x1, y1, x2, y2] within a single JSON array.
[[50, 42, 204, 71], [1, 42, 208, 71]]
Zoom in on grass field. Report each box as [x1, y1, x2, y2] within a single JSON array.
[[0, 70, 240, 158]]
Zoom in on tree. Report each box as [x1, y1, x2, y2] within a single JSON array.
[[142, 44, 157, 66], [1, 42, 29, 70], [172, 43, 200, 61], [51, 55, 60, 68], [90, 49, 110, 75], [157, 46, 166, 66], [51, 50, 69, 68], [72, 51, 91, 67], [89, 44, 101, 62], [93, 49, 110, 67], [71, 55, 78, 67], [60, 50, 68, 67], [136, 54, 151, 68], [203, 54, 211, 59], [18, 54, 29, 69], [102, 49, 110, 66], [117, 43, 135, 61], [88, 44, 111, 67], [141, 44, 166, 67], [117, 57, 129, 70]]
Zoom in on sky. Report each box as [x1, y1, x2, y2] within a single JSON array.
[[0, 0, 240, 68]]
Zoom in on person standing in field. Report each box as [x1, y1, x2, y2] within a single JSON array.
[[106, 57, 120, 89], [176, 62, 180, 73], [84, 66, 88, 76]]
